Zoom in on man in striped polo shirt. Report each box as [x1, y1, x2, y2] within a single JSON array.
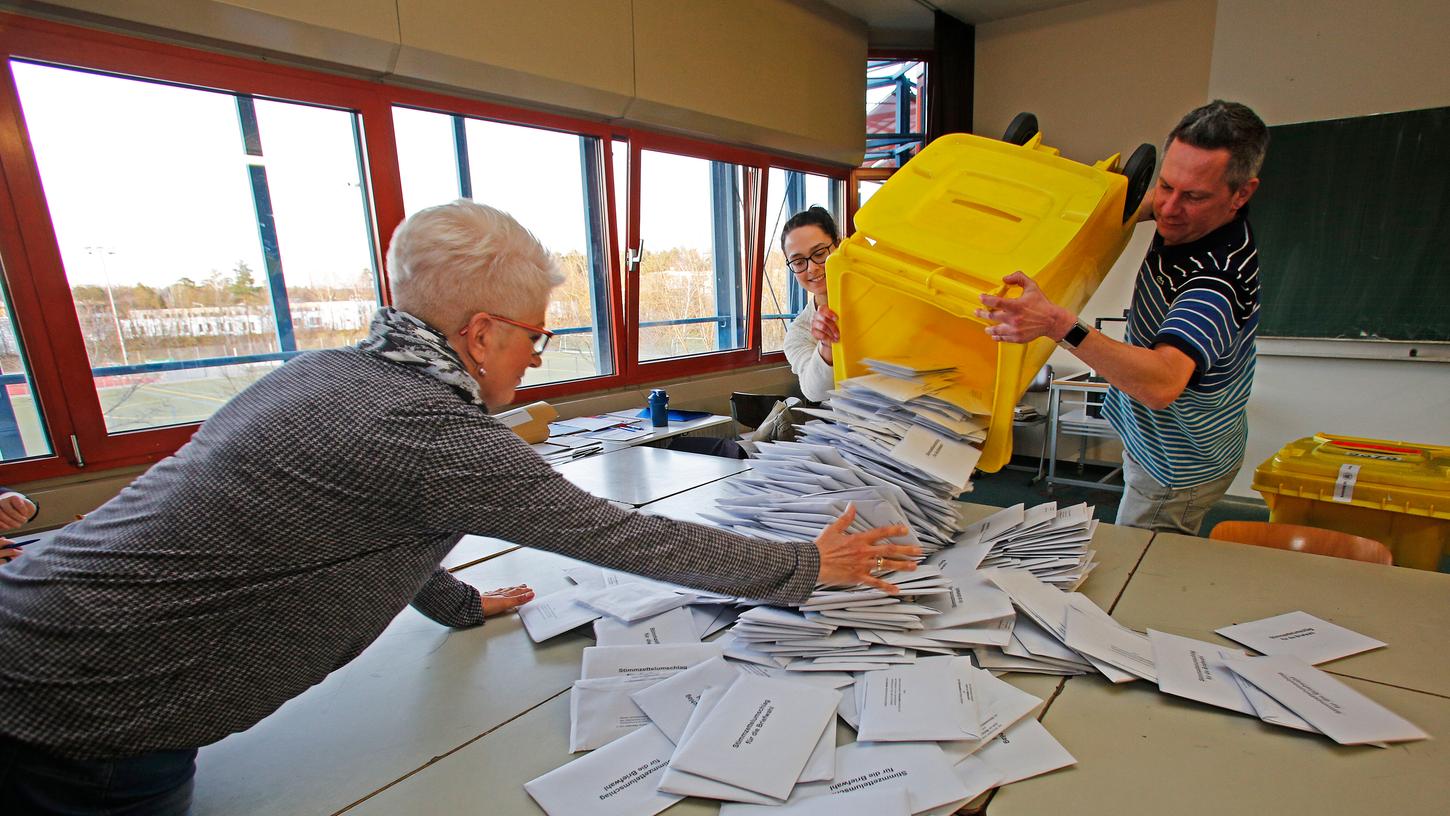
[[979, 101, 1268, 534]]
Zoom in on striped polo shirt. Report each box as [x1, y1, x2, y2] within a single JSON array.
[[1102, 211, 1259, 488]]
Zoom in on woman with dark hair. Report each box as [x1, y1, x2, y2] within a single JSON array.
[[780, 206, 841, 402]]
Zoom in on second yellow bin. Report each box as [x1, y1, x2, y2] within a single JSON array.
[[827, 129, 1145, 472], [1253, 433, 1450, 570]]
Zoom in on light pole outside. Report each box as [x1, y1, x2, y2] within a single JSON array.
[[84, 245, 129, 366]]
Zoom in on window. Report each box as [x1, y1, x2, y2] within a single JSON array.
[[761, 170, 843, 353], [0, 16, 848, 482], [635, 150, 749, 362], [391, 107, 615, 386], [865, 58, 928, 168], [0, 266, 50, 462], [11, 60, 378, 435]]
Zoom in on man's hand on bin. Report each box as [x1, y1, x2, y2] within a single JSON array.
[[976, 271, 1073, 343]]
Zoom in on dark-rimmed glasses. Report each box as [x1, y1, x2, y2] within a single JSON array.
[[786, 244, 835, 274], [460, 312, 554, 354]]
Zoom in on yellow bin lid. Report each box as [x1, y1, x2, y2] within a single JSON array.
[[1255, 433, 1450, 517]]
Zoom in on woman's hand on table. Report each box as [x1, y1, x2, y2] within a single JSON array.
[[813, 504, 920, 593], [481, 584, 535, 617]]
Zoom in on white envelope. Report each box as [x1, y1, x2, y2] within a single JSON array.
[[720, 785, 910, 816], [669, 674, 841, 800], [594, 606, 700, 646], [1223, 651, 1322, 734], [569, 674, 663, 752], [581, 643, 724, 679], [1222, 654, 1428, 745], [518, 586, 601, 643], [946, 755, 1005, 812], [630, 656, 743, 743], [1148, 630, 1255, 715], [797, 714, 837, 783], [1063, 605, 1157, 682], [972, 717, 1076, 786], [523, 722, 682, 816], [577, 583, 695, 622], [789, 742, 972, 814], [857, 656, 981, 742], [890, 425, 980, 491], [1215, 610, 1387, 665], [657, 685, 780, 805]]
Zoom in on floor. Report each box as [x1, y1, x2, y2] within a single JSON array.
[[969, 457, 1450, 573]]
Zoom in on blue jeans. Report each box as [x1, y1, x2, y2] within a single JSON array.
[[0, 734, 196, 815]]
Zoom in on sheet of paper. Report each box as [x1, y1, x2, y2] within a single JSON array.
[[518, 586, 601, 642], [857, 656, 981, 742], [669, 674, 841, 800], [1063, 605, 1157, 682], [1148, 629, 1255, 715], [1222, 654, 1428, 745], [581, 643, 723, 679], [569, 675, 661, 752], [719, 786, 911, 816], [972, 717, 1076, 786], [594, 606, 700, 647], [789, 742, 972, 815], [1215, 610, 1387, 665], [524, 722, 682, 816], [630, 656, 742, 743]]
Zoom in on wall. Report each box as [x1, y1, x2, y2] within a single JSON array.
[[1207, 0, 1450, 494], [979, 0, 1450, 497], [12, 0, 867, 166]]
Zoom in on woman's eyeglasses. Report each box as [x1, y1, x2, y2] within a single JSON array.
[[786, 244, 834, 274], [460, 313, 554, 354]]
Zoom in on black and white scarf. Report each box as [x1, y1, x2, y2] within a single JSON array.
[[358, 307, 484, 407]]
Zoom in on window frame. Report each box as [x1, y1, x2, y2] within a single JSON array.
[[0, 12, 849, 484]]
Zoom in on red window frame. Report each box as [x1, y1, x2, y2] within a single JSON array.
[[0, 13, 848, 484]]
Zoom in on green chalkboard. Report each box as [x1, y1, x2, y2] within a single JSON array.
[[1251, 106, 1450, 341]]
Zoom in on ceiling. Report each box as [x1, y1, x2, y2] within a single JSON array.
[[819, 0, 1087, 48]]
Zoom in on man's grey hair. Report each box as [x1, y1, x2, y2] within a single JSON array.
[[386, 200, 565, 332], [1166, 100, 1270, 191]]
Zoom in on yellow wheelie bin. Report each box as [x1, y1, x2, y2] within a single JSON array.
[[1253, 434, 1450, 570], [826, 115, 1154, 472]]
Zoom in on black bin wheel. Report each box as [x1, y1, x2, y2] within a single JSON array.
[[1002, 112, 1038, 146], [1120, 143, 1156, 222]]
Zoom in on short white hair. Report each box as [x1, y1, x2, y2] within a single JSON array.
[[386, 200, 565, 331]]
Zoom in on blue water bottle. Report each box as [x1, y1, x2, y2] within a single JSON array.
[[647, 388, 669, 427]]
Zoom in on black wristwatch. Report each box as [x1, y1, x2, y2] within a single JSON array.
[[1056, 318, 1091, 350]]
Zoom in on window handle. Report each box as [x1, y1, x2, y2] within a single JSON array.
[[627, 241, 645, 275]]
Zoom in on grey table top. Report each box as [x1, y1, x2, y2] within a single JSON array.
[[989, 671, 1450, 816], [554, 445, 750, 507], [1113, 533, 1450, 697]]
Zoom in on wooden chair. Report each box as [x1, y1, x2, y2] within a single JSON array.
[[1208, 521, 1394, 565]]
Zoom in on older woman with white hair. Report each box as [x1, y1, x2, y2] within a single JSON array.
[[0, 200, 918, 815]]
